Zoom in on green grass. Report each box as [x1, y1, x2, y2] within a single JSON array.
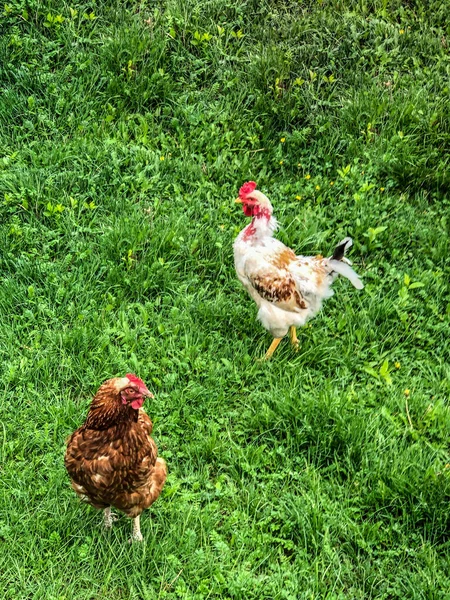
[[1, 0, 450, 597]]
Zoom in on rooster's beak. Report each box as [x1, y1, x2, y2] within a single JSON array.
[[235, 197, 243, 203]]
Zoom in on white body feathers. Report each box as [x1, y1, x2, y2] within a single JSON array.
[[233, 211, 363, 338]]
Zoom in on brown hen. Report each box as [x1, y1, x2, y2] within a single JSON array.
[[65, 374, 167, 542]]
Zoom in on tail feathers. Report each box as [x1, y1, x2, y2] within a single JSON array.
[[331, 237, 353, 261], [328, 259, 364, 290]]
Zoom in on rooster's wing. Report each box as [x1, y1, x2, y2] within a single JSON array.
[[244, 246, 309, 313]]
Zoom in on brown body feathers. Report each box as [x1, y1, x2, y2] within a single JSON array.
[[65, 377, 166, 519]]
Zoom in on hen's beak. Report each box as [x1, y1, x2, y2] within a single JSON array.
[[139, 385, 154, 398], [235, 197, 243, 203]]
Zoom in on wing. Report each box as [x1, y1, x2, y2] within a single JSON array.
[[244, 246, 309, 313], [64, 422, 157, 505], [249, 268, 307, 312]]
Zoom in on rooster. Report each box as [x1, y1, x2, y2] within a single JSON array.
[[233, 181, 363, 359], [65, 374, 167, 542]]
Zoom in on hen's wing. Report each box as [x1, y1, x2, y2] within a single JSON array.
[[65, 420, 158, 508]]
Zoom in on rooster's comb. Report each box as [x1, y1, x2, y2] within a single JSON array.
[[239, 181, 257, 199]]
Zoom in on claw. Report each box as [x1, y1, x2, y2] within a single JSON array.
[[103, 507, 119, 529], [289, 326, 300, 351]]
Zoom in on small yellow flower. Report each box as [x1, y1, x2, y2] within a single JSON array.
[[297, 163, 302, 167], [295, 195, 302, 200], [160, 156, 165, 161], [399, 29, 405, 34], [380, 187, 385, 191], [279, 160, 284, 165], [305, 174, 311, 180], [330, 181, 334, 186], [219, 224, 225, 230], [395, 362, 401, 369], [315, 185, 320, 191], [280, 137, 286, 143], [404, 389, 410, 397]]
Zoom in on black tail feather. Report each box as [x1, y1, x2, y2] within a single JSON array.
[[331, 237, 353, 261]]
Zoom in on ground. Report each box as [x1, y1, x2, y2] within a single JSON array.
[[0, 0, 450, 598]]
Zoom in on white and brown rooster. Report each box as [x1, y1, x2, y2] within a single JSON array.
[[233, 181, 363, 359]]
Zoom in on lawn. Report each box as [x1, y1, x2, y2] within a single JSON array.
[[1, 0, 450, 598]]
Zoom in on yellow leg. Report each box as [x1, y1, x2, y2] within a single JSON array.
[[289, 326, 300, 351], [263, 337, 283, 360]]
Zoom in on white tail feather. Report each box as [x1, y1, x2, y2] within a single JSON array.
[[339, 237, 353, 251], [328, 259, 364, 290]]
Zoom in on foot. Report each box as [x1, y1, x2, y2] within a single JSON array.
[[129, 530, 144, 543], [129, 515, 144, 542], [103, 507, 118, 529], [261, 337, 283, 360], [289, 326, 300, 352]]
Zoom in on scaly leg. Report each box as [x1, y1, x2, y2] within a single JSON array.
[[263, 337, 283, 360], [103, 507, 118, 529], [289, 326, 300, 351], [130, 515, 144, 542], [127, 459, 167, 543]]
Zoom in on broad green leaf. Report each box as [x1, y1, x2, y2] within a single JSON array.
[[409, 282, 424, 289]]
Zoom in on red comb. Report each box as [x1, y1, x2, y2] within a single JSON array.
[[239, 181, 257, 199], [125, 373, 146, 388]]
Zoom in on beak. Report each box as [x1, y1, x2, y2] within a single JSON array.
[[140, 385, 154, 398], [235, 197, 243, 203]]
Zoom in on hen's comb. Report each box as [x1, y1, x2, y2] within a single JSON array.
[[125, 373, 146, 388], [239, 181, 257, 199]]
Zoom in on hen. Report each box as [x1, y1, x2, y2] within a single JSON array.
[[233, 181, 364, 359], [65, 374, 167, 542]]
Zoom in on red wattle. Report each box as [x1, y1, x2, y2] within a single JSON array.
[[131, 398, 144, 410]]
